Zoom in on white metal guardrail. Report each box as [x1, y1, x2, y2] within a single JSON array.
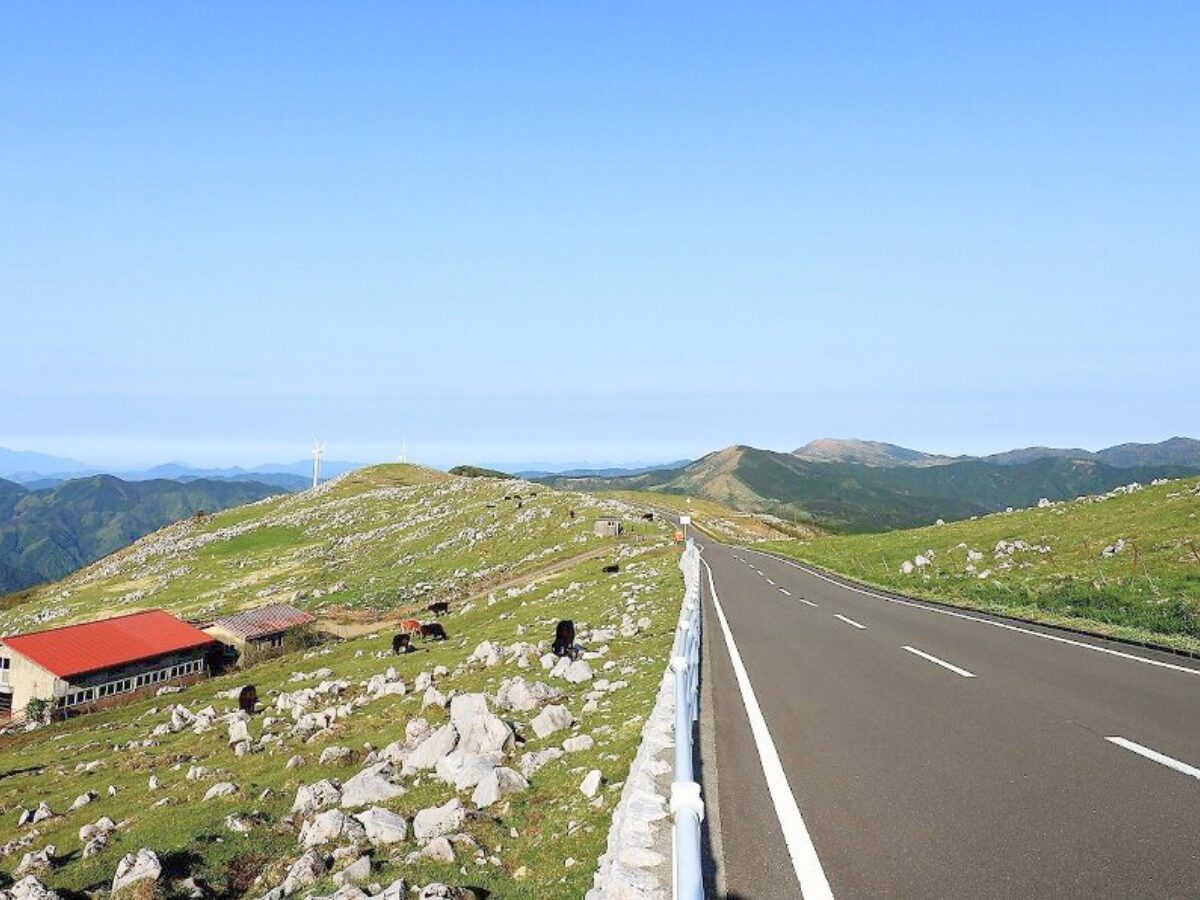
[[671, 539, 705, 899]]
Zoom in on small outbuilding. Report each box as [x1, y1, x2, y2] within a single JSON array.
[[594, 517, 622, 538], [0, 609, 218, 718], [203, 602, 317, 654]]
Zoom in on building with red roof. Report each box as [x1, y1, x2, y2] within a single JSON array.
[[0, 609, 218, 718]]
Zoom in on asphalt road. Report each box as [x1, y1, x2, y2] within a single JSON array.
[[695, 535, 1200, 899]]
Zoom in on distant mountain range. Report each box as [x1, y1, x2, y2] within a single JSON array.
[[538, 437, 1200, 532], [0, 447, 361, 487], [792, 436, 1200, 469], [0, 475, 286, 595], [513, 460, 693, 479]]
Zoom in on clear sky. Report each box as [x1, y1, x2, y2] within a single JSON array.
[[3, 3, 1197, 469]]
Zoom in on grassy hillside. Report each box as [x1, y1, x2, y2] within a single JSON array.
[[0, 465, 685, 899], [544, 446, 1200, 533], [0, 476, 286, 595], [763, 476, 1200, 653], [596, 490, 813, 543], [0, 465, 661, 635]]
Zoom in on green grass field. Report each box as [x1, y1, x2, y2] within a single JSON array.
[[762, 476, 1200, 653], [1, 465, 663, 634], [0, 467, 686, 898]]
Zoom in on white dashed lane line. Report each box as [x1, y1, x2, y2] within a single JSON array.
[[1106, 737, 1200, 781], [834, 614, 866, 630], [902, 645, 976, 678], [779, 588, 791, 596]]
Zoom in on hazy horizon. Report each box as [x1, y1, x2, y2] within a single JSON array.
[[4, 4, 1196, 469]]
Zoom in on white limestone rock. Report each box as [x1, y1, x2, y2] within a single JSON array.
[[412, 799, 465, 843], [111, 849, 162, 895]]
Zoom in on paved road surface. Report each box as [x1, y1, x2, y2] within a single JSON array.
[[695, 535, 1200, 899]]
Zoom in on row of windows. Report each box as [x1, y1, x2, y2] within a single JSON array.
[[56, 659, 205, 709]]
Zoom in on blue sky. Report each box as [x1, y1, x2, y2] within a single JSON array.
[[2, 3, 1197, 469]]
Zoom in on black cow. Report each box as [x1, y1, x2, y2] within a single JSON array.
[[238, 685, 258, 714], [602, 563, 620, 574], [641, 512, 654, 521], [392, 633, 412, 654], [426, 600, 450, 617], [420, 622, 448, 641], [553, 619, 581, 660]]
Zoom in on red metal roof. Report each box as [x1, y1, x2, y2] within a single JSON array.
[[209, 602, 316, 641], [0, 610, 218, 679]]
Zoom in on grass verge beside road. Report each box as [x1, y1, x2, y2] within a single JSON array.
[[761, 476, 1200, 655]]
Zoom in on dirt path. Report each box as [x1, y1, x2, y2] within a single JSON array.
[[315, 543, 625, 639]]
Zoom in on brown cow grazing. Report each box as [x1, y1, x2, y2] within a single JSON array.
[[238, 685, 258, 714], [420, 622, 448, 641], [426, 600, 450, 617], [392, 633, 412, 654], [399, 618, 422, 637], [569, 510, 576, 520]]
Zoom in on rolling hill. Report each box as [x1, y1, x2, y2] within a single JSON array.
[[0, 476, 286, 595], [764, 475, 1200, 654], [0, 464, 684, 898], [538, 444, 1200, 532]]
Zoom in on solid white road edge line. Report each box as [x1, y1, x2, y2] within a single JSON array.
[[702, 557, 835, 899], [1106, 737, 1200, 781], [834, 614, 865, 630], [902, 645, 976, 678], [745, 548, 1200, 677]]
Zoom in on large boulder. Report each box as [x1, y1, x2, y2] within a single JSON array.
[[401, 724, 459, 774], [228, 718, 251, 746], [563, 660, 593, 684], [412, 798, 465, 843], [353, 807, 408, 845], [8, 876, 61, 900], [580, 769, 602, 798], [494, 677, 561, 712], [281, 850, 327, 896], [471, 767, 529, 809], [68, 791, 97, 811], [449, 694, 514, 755], [333, 855, 371, 887], [203, 782, 240, 801], [340, 763, 406, 809], [79, 817, 117, 843], [13, 846, 55, 879], [111, 849, 162, 896], [434, 751, 501, 791], [298, 809, 367, 849], [530, 705, 573, 739], [292, 779, 343, 816]]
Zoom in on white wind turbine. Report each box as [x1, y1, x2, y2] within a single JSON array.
[[311, 438, 326, 489]]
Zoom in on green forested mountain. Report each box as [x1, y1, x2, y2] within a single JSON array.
[[0, 475, 284, 593], [538, 445, 1200, 532]]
